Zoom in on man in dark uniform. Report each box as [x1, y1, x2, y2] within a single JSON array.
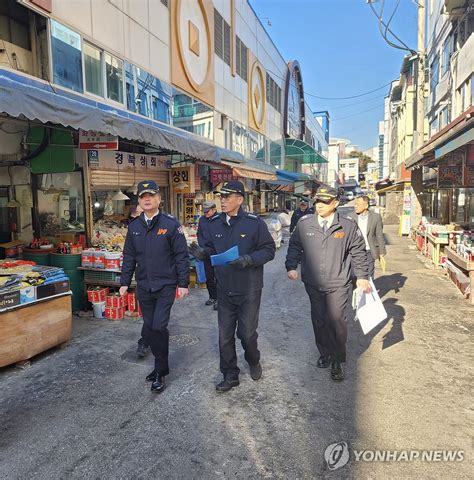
[[190, 181, 276, 392], [285, 187, 370, 382], [290, 199, 313, 233], [197, 201, 219, 310], [120, 180, 189, 393]]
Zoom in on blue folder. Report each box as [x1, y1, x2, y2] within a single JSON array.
[[210, 246, 239, 267]]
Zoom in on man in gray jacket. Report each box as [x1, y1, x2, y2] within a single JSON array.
[[285, 187, 370, 381], [348, 195, 386, 278]]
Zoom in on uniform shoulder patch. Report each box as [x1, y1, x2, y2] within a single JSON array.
[[210, 214, 220, 221], [163, 213, 175, 219], [246, 213, 259, 220], [299, 214, 313, 222]]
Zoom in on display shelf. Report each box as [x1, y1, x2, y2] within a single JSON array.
[[0, 292, 72, 314], [445, 248, 474, 305]]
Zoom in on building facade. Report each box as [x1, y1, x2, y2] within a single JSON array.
[[0, 0, 328, 243]]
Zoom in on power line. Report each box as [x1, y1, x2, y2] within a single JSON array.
[[265, 67, 393, 101], [332, 104, 382, 121], [326, 93, 387, 111], [369, 0, 416, 53]]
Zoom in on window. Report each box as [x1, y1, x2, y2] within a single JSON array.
[[214, 9, 230, 66], [51, 20, 83, 93], [430, 55, 439, 104], [439, 107, 449, 129], [236, 36, 248, 82], [349, 163, 356, 168], [266, 73, 281, 112], [83, 43, 103, 96], [105, 52, 123, 103], [441, 37, 450, 76], [429, 117, 439, 136], [0, 0, 30, 50]]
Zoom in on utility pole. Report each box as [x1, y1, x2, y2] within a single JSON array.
[[415, 0, 426, 150], [412, 0, 426, 225]]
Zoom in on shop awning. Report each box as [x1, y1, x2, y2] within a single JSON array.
[[435, 126, 474, 159], [222, 160, 277, 181], [284, 138, 328, 164], [276, 169, 311, 182], [376, 183, 405, 194], [0, 70, 241, 164]]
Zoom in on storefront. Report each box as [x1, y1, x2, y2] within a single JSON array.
[[407, 109, 474, 302]]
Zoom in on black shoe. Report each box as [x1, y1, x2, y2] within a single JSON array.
[[216, 378, 240, 392], [249, 362, 262, 381], [213, 301, 218, 311], [151, 374, 166, 393], [317, 355, 330, 368], [137, 343, 150, 358], [330, 360, 344, 382], [205, 298, 216, 306], [146, 369, 158, 382]]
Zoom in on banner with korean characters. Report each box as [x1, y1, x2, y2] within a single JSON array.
[[88, 150, 171, 171]]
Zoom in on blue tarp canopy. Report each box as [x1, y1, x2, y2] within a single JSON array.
[[0, 69, 243, 164], [276, 169, 311, 182]]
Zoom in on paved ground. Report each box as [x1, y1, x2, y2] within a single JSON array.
[[0, 222, 473, 479]]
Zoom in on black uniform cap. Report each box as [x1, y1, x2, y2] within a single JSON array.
[[215, 180, 245, 196], [137, 180, 159, 197]]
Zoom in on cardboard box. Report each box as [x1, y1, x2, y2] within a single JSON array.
[[106, 294, 127, 308], [127, 292, 136, 311], [105, 306, 125, 320], [87, 287, 109, 303], [20, 286, 36, 304], [0, 291, 20, 309], [36, 280, 70, 299]]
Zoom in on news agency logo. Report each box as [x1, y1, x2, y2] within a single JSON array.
[[324, 442, 350, 470], [324, 442, 465, 471]]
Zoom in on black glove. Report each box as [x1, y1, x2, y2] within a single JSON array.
[[228, 254, 253, 269], [189, 242, 209, 261]]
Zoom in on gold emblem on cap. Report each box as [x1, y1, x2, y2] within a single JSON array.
[[143, 183, 149, 187]]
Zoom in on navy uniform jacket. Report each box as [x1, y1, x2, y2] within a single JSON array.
[[290, 207, 315, 232], [285, 211, 368, 290], [121, 211, 189, 291], [202, 208, 276, 296], [197, 212, 220, 246]]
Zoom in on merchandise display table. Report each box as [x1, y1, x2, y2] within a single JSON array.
[[0, 293, 72, 368], [425, 233, 449, 268], [445, 249, 474, 304]]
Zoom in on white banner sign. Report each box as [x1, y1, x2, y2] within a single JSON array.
[[88, 150, 171, 171]]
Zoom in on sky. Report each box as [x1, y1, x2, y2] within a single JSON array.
[[251, 0, 419, 150]]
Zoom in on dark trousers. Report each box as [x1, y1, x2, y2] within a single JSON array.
[[138, 323, 149, 347], [136, 286, 176, 376], [367, 250, 375, 278], [203, 258, 217, 300], [304, 283, 352, 363], [217, 289, 262, 379]]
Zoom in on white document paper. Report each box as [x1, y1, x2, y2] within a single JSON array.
[[353, 278, 388, 335]]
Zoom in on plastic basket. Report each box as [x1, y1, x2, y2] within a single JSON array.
[[84, 270, 119, 282]]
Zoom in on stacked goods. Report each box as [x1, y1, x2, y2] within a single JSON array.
[[105, 292, 127, 320], [87, 286, 109, 303], [0, 263, 70, 309], [449, 230, 474, 262], [81, 247, 122, 270], [92, 219, 128, 250]]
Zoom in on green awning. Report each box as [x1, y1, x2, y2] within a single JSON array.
[[284, 138, 327, 164]]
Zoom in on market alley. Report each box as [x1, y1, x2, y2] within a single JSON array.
[[0, 225, 472, 479]]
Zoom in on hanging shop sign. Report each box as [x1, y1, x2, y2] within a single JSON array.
[[79, 130, 119, 150], [172, 166, 195, 194], [210, 168, 237, 185], [438, 165, 464, 188], [88, 150, 171, 171], [399, 182, 412, 236], [183, 193, 196, 224]]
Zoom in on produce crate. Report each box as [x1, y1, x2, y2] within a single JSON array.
[[84, 270, 119, 283]]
